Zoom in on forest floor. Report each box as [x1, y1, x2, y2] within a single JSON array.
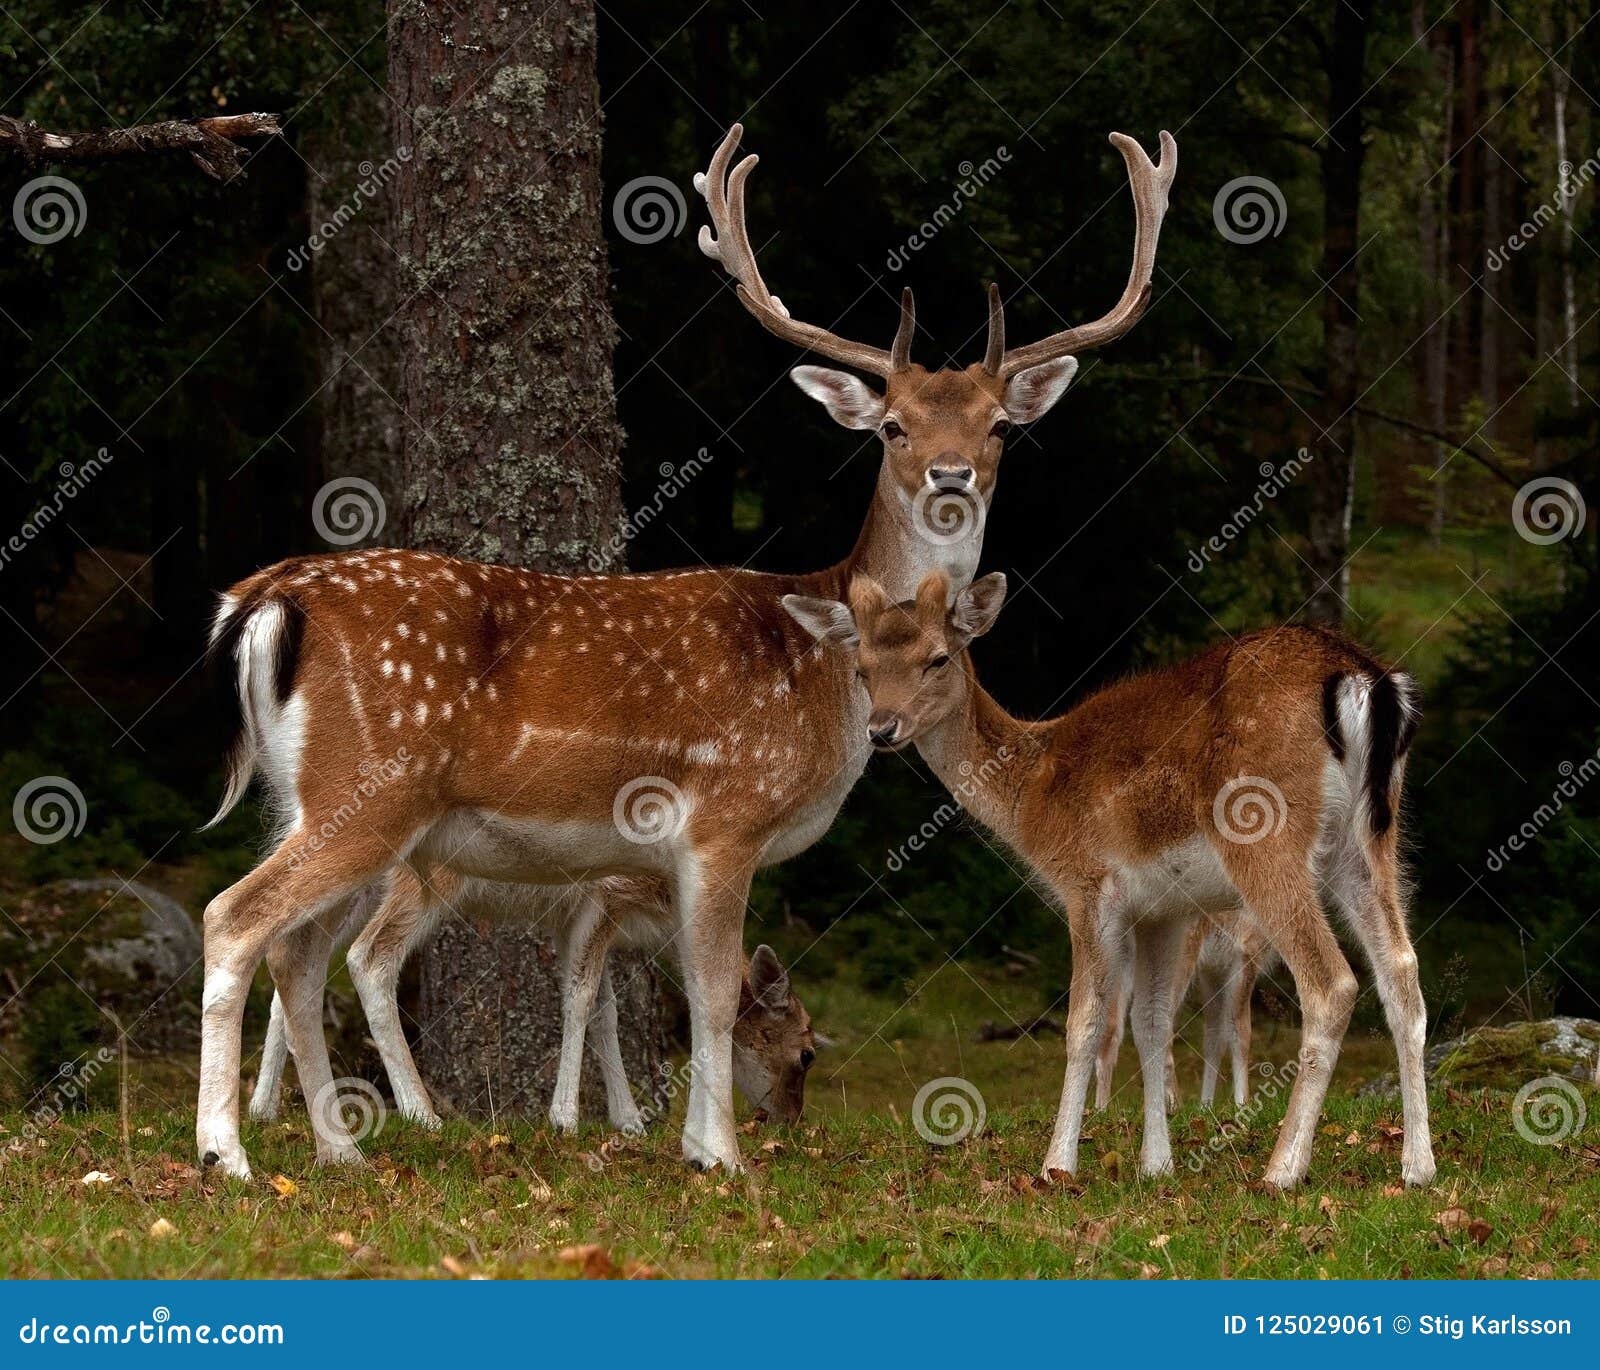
[[1, 963, 1594, 1280]]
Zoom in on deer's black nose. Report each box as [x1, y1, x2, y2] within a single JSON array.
[[868, 718, 901, 748], [928, 465, 974, 487]]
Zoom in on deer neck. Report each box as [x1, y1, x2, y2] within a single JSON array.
[[913, 665, 1043, 844], [838, 464, 986, 602]]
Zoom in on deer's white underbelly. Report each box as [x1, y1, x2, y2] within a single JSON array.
[[1108, 836, 1240, 923], [416, 808, 681, 885]]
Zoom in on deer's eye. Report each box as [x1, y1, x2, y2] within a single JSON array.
[[800, 1048, 816, 1069], [881, 421, 905, 442], [925, 654, 951, 674], [990, 419, 1012, 440]]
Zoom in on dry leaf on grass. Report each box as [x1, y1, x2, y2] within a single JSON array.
[[557, 1244, 615, 1279], [80, 1170, 114, 1187], [148, 1218, 177, 1239], [269, 1174, 298, 1197]]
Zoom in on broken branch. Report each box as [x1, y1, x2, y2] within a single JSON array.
[[0, 111, 282, 182]]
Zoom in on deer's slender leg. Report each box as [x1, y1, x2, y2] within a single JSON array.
[[589, 953, 643, 1131], [1213, 838, 1357, 1190], [199, 833, 391, 1179], [1326, 836, 1435, 1187], [1129, 919, 1186, 1175], [250, 990, 290, 1122], [345, 864, 451, 1127], [1228, 954, 1258, 1108], [268, 921, 364, 1166], [549, 890, 614, 1133], [1042, 882, 1115, 1176], [1093, 940, 1132, 1110], [675, 851, 753, 1173]]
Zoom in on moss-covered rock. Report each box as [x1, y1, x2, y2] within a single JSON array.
[[1360, 1018, 1598, 1097]]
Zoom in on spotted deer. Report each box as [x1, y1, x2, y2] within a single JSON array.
[[783, 572, 1434, 1189], [1095, 910, 1279, 1111], [196, 121, 1175, 1178], [248, 876, 816, 1132]]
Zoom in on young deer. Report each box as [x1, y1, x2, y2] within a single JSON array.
[[197, 121, 1175, 1178], [1095, 910, 1278, 1111], [783, 572, 1435, 1189], [248, 877, 816, 1131]]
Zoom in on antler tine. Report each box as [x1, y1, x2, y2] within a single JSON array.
[[998, 130, 1177, 379], [889, 288, 916, 371], [696, 122, 902, 377], [982, 282, 1004, 374]]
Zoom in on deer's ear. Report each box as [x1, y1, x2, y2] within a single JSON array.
[[748, 944, 791, 1010], [790, 366, 885, 430], [1003, 357, 1078, 423], [951, 572, 1007, 644], [782, 594, 858, 648]]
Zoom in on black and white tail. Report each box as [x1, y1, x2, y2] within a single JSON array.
[[203, 591, 306, 830], [1320, 669, 1420, 836]]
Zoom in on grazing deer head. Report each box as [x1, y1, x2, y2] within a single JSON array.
[[698, 123, 1177, 585], [732, 944, 818, 1123]]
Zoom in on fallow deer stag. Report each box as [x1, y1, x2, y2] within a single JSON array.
[[196, 120, 1175, 1178], [783, 572, 1434, 1190]]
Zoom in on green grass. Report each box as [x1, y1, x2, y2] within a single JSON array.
[[1, 964, 1594, 1279], [1346, 524, 1563, 684]]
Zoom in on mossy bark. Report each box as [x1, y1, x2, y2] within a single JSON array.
[[388, 0, 663, 1119]]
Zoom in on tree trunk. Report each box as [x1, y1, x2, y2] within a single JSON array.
[[1478, 3, 1501, 440], [388, 0, 664, 1119], [1306, 0, 1372, 625], [303, 84, 404, 526]]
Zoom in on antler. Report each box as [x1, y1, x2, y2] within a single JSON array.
[[696, 123, 915, 377], [990, 131, 1177, 379]]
